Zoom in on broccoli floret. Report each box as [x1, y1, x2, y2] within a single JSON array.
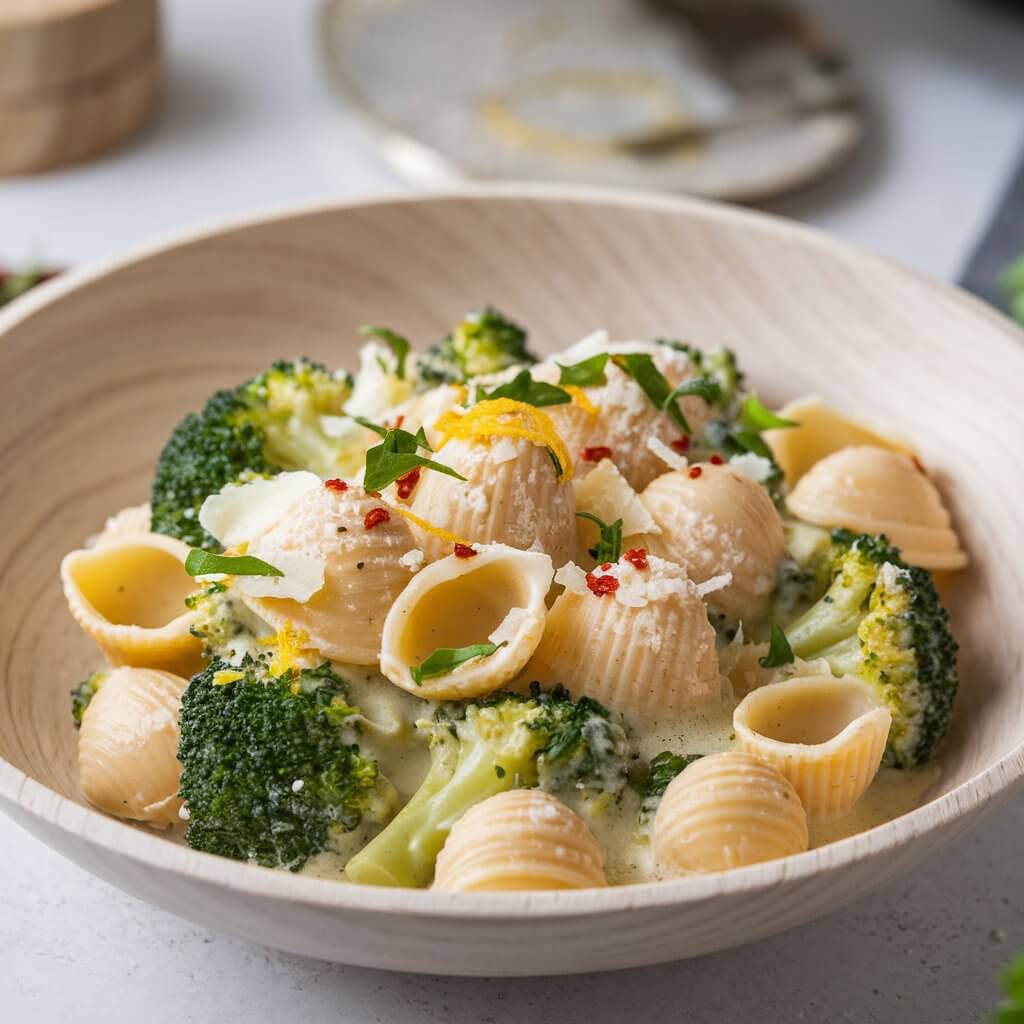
[[178, 657, 396, 871], [657, 341, 744, 413], [419, 307, 535, 383], [150, 358, 351, 548], [186, 582, 268, 664], [636, 751, 702, 825], [70, 670, 108, 728], [344, 684, 629, 888], [784, 530, 958, 768]]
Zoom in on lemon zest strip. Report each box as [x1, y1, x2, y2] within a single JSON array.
[[394, 507, 474, 548]]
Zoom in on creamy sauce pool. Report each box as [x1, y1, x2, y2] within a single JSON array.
[[299, 670, 940, 885]]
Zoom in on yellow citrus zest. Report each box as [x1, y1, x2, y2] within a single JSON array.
[[258, 621, 312, 678], [212, 669, 245, 687], [433, 398, 573, 481], [394, 508, 474, 548], [563, 385, 599, 416]]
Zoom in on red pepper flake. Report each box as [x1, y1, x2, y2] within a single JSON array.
[[396, 466, 421, 500], [453, 543, 478, 559], [366, 490, 381, 498], [911, 455, 926, 474], [585, 572, 620, 597], [624, 548, 649, 570], [688, 466, 703, 479], [581, 445, 613, 463], [600, 562, 613, 571], [324, 478, 348, 493], [363, 507, 390, 531], [671, 436, 691, 454], [394, 415, 405, 430], [709, 453, 724, 465]]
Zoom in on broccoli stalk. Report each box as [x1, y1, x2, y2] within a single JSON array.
[[784, 530, 958, 768], [344, 686, 628, 888], [178, 658, 396, 871], [150, 358, 351, 548]]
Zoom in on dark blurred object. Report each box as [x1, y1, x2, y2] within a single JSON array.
[[959, 147, 1024, 324], [0, 268, 58, 308], [320, 0, 863, 202], [0, 0, 160, 177]]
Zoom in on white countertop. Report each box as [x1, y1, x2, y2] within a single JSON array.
[[3, 1, 1024, 1020]]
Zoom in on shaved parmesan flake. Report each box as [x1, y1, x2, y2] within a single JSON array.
[[646, 435, 688, 471], [729, 452, 775, 483], [233, 548, 325, 602], [199, 471, 321, 548], [399, 548, 426, 572], [489, 437, 520, 464], [552, 329, 610, 365], [554, 561, 589, 595], [696, 572, 733, 598], [574, 457, 660, 538]]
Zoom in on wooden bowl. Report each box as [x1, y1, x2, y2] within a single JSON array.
[[0, 188, 1022, 976]]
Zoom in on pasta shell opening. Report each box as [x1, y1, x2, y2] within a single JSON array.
[[733, 674, 891, 819], [78, 667, 188, 828], [380, 544, 553, 699], [786, 445, 968, 571], [433, 789, 607, 892], [61, 534, 204, 676], [652, 751, 809, 875]]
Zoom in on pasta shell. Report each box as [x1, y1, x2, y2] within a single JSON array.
[[407, 436, 576, 566], [786, 445, 968, 570], [544, 343, 711, 491], [61, 534, 204, 677], [640, 464, 785, 620], [573, 456, 659, 564], [433, 789, 607, 891], [763, 395, 917, 487], [241, 483, 419, 665], [526, 555, 719, 720], [78, 667, 188, 828], [380, 544, 553, 699], [90, 503, 152, 547], [733, 674, 891, 819], [652, 751, 809, 875]]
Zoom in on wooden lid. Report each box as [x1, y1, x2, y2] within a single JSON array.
[[0, 0, 159, 100]]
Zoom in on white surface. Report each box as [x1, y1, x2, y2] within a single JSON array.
[[2, 0, 1024, 1019]]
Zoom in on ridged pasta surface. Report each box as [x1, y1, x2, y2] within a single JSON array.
[[242, 483, 418, 665], [433, 789, 607, 891], [786, 445, 967, 570], [640, 463, 785, 620], [526, 555, 719, 720], [407, 435, 576, 566], [652, 751, 809, 874], [78, 667, 188, 828], [61, 533, 204, 677], [733, 674, 891, 819]]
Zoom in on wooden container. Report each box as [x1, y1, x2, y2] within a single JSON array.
[[0, 0, 160, 176], [0, 189, 1021, 974]]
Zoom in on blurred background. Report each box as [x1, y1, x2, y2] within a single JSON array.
[[1, 0, 1024, 313]]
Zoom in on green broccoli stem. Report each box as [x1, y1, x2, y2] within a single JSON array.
[[344, 733, 530, 888], [786, 568, 874, 657]]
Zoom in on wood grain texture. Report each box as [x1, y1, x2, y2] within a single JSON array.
[[0, 0, 160, 176], [0, 187, 1022, 975]]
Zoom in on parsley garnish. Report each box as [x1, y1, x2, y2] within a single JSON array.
[[482, 369, 571, 408], [360, 325, 411, 379], [612, 353, 712, 434], [410, 642, 507, 685], [740, 395, 797, 432], [557, 352, 609, 388], [363, 426, 465, 491], [185, 550, 284, 577], [759, 624, 795, 668], [576, 511, 623, 563]]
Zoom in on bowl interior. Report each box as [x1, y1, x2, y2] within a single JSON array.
[[1, 190, 1022, 883]]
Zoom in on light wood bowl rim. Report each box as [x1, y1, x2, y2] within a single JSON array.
[[2, 183, 1023, 919]]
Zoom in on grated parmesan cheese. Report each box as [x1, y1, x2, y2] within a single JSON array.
[[399, 548, 426, 572], [199, 471, 321, 548], [646, 435, 688, 471]]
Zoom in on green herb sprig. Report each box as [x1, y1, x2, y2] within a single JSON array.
[[185, 549, 284, 577], [360, 325, 411, 379], [482, 369, 571, 408], [410, 642, 507, 685], [557, 353, 609, 388], [363, 426, 466, 491], [758, 624, 795, 668], [576, 511, 623, 564]]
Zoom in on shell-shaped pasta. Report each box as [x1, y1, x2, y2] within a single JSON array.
[[652, 751, 809, 875], [543, 343, 712, 492], [407, 435, 576, 565], [786, 445, 968, 570], [639, 464, 785, 620], [433, 789, 607, 891], [61, 533, 204, 677], [764, 395, 917, 487], [733, 674, 891, 819], [526, 555, 719, 720], [573, 456, 659, 564], [78, 667, 188, 827], [380, 544, 553, 699], [242, 483, 418, 665], [90, 503, 152, 546]]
